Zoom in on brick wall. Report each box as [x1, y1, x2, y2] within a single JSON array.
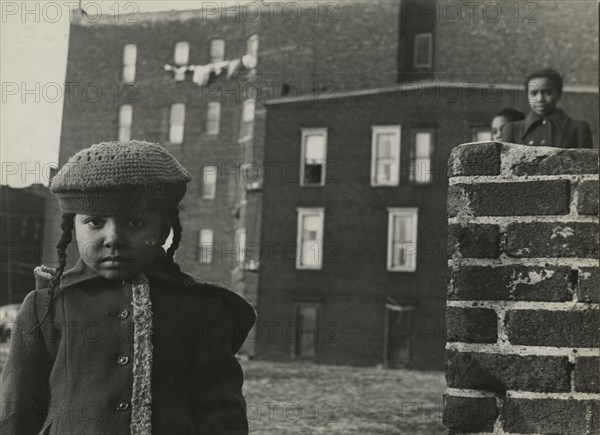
[[444, 142, 599, 433]]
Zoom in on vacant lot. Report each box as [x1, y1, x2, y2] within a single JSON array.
[[0, 347, 447, 434], [242, 360, 446, 435]]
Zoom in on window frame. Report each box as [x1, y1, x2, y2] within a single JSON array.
[[118, 104, 133, 142], [169, 103, 186, 144], [413, 33, 433, 68], [174, 41, 190, 66], [206, 101, 221, 135], [387, 207, 418, 272], [202, 164, 217, 200], [296, 207, 325, 270], [198, 229, 214, 264], [122, 43, 137, 82], [209, 38, 225, 63], [300, 128, 328, 187], [410, 129, 434, 184], [472, 127, 493, 142], [371, 125, 402, 187]]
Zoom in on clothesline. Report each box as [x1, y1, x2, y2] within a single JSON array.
[[163, 54, 257, 85]]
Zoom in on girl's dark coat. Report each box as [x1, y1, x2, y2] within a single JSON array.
[[0, 254, 256, 435]]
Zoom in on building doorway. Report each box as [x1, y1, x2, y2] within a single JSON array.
[[293, 303, 319, 359], [384, 303, 415, 368]]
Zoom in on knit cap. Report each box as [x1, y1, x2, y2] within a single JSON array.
[[50, 140, 192, 215]]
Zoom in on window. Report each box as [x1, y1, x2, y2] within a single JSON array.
[[246, 34, 259, 58], [122, 44, 137, 82], [174, 41, 190, 66], [300, 128, 327, 186], [118, 105, 133, 142], [414, 33, 433, 68], [296, 208, 325, 269], [387, 208, 418, 272], [169, 103, 185, 144], [371, 126, 401, 186], [472, 128, 493, 142], [198, 229, 214, 263], [411, 131, 433, 184], [206, 102, 221, 135], [202, 165, 217, 199], [235, 228, 246, 265], [210, 39, 225, 63], [242, 100, 255, 123], [293, 303, 319, 359]]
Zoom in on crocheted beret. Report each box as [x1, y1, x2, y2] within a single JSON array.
[[50, 140, 192, 215]]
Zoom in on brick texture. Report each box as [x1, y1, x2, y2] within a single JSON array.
[[506, 310, 600, 347], [505, 222, 599, 258], [574, 357, 600, 393], [448, 181, 570, 217], [503, 399, 600, 434], [447, 224, 500, 259], [577, 267, 600, 303], [446, 307, 497, 343], [577, 180, 600, 215], [447, 142, 502, 177], [446, 350, 571, 392], [445, 143, 599, 435], [448, 265, 573, 302], [443, 395, 497, 433], [509, 149, 599, 176]]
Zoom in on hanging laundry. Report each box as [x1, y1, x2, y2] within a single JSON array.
[[163, 64, 189, 82], [191, 65, 210, 86], [227, 58, 241, 78]]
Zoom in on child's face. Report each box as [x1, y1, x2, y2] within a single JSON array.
[[74, 212, 166, 280], [491, 115, 509, 141], [527, 77, 561, 116]]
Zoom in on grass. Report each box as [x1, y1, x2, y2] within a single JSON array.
[[242, 359, 447, 435]]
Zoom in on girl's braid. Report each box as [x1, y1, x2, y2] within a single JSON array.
[[33, 213, 75, 330]]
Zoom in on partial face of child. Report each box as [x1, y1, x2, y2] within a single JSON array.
[[527, 77, 561, 117], [75, 212, 166, 280], [491, 115, 509, 141]]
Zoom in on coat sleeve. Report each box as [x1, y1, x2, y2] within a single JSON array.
[[0, 290, 52, 435], [190, 295, 255, 435], [577, 120, 593, 149], [502, 121, 518, 144]]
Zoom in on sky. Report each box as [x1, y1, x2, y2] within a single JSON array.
[[1, 1, 220, 187]]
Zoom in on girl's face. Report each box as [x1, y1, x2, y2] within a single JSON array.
[[491, 115, 509, 141], [74, 212, 166, 280], [527, 77, 561, 116]]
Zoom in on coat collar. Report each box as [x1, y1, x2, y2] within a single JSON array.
[[56, 251, 184, 290], [521, 108, 569, 139]]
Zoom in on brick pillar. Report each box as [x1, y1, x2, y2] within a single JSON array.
[[443, 142, 599, 434]]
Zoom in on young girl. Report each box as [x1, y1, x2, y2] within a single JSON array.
[[0, 140, 256, 435]]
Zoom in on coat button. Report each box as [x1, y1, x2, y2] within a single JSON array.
[[118, 355, 130, 366], [542, 120, 547, 125], [541, 140, 546, 145], [118, 309, 130, 320], [529, 140, 534, 145], [117, 401, 130, 411]]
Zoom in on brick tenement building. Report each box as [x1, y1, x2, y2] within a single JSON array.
[[444, 142, 599, 434], [0, 185, 48, 306], [256, 86, 598, 369], [46, 1, 403, 313]]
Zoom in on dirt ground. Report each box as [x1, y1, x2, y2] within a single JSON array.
[[0, 345, 447, 434], [242, 359, 447, 435]]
